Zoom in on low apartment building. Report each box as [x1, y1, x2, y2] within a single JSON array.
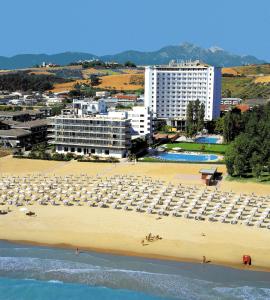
[[49, 111, 131, 158], [12, 119, 48, 145], [0, 129, 31, 148], [0, 110, 44, 122], [0, 119, 49, 149]]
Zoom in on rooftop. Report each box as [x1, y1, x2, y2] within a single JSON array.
[[0, 111, 30, 117], [148, 60, 211, 69], [50, 113, 129, 122], [12, 119, 48, 129], [0, 128, 31, 138], [0, 110, 42, 117]]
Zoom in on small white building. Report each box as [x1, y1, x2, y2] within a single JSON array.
[[221, 98, 242, 105], [126, 106, 153, 138], [73, 98, 107, 115], [96, 91, 110, 98], [46, 98, 63, 105]]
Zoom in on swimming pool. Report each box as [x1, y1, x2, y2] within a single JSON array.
[[195, 137, 219, 144], [151, 152, 219, 162]]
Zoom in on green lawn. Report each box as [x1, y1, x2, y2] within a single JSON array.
[[165, 142, 228, 154], [226, 173, 270, 184]]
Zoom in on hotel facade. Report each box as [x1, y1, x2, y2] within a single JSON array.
[[49, 111, 131, 158], [144, 60, 221, 128]]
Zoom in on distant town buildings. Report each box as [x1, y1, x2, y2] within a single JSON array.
[[144, 60, 221, 128], [0, 112, 48, 148], [96, 91, 110, 98], [220, 98, 242, 105]]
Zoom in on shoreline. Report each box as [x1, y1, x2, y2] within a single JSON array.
[[2, 238, 270, 274], [1, 157, 270, 275]]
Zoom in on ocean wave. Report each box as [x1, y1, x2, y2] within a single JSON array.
[[0, 256, 213, 299], [48, 280, 63, 284], [0, 256, 269, 300], [214, 286, 270, 300]]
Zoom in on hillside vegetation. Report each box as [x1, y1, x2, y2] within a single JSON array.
[[0, 73, 66, 92], [1, 63, 270, 98], [222, 64, 270, 99], [96, 74, 144, 91], [51, 80, 89, 93]]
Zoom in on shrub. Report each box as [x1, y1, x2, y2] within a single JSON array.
[[52, 153, 66, 161], [66, 153, 74, 160]]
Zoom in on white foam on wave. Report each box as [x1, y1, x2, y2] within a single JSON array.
[[1, 256, 269, 300], [214, 286, 270, 300], [0, 256, 214, 299], [48, 280, 63, 284]]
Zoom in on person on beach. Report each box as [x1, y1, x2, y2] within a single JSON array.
[[75, 248, 80, 255]]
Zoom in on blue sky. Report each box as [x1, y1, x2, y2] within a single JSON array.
[[1, 0, 269, 60]]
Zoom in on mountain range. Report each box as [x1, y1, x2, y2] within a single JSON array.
[[0, 43, 266, 70]]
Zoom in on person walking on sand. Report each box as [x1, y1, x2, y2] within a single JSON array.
[[76, 248, 80, 255]]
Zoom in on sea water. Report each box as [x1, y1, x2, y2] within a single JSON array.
[[0, 241, 270, 300]]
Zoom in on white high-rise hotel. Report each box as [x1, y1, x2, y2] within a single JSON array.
[[145, 60, 221, 128]]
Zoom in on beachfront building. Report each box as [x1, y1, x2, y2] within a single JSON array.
[[144, 60, 221, 129], [126, 106, 153, 138], [49, 111, 131, 158]]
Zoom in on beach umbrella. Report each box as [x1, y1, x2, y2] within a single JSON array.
[[19, 207, 28, 212]]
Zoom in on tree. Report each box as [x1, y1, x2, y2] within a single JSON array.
[[124, 61, 136, 68], [68, 89, 82, 97], [233, 154, 246, 177], [51, 104, 65, 116], [186, 100, 205, 136], [160, 125, 173, 133], [225, 144, 236, 176], [186, 101, 195, 137], [198, 103, 205, 132], [214, 117, 224, 134], [0, 73, 65, 92], [223, 108, 243, 143], [224, 89, 232, 98], [223, 103, 270, 179], [193, 99, 200, 125], [250, 152, 263, 178], [90, 75, 101, 86]]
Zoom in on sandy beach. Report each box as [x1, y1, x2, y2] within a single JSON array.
[[0, 156, 270, 271]]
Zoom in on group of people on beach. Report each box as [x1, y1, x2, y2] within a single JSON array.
[[141, 233, 162, 246]]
